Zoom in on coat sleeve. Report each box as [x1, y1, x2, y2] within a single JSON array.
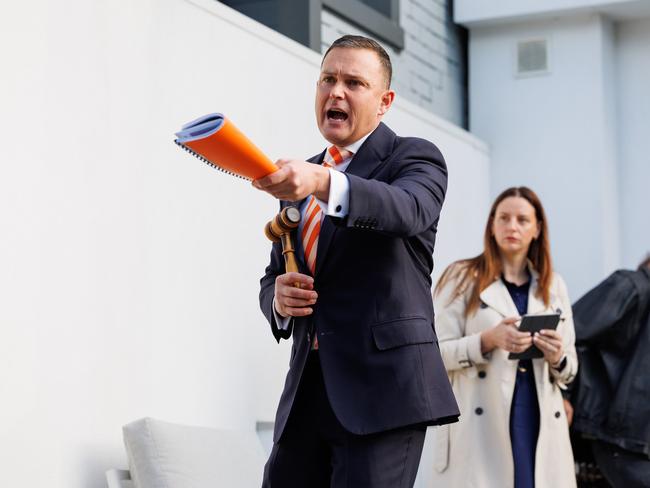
[[434, 269, 489, 372], [340, 138, 447, 237], [259, 238, 293, 342], [572, 271, 641, 348], [550, 273, 578, 386]]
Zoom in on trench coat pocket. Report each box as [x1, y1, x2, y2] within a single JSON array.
[[433, 424, 450, 472], [371, 317, 436, 350]]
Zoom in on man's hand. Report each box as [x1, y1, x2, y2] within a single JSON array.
[[274, 272, 318, 317], [253, 159, 330, 202], [533, 329, 564, 366], [480, 317, 532, 354]]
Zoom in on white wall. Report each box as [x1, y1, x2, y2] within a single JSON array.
[[468, 13, 625, 299], [455, 0, 648, 25], [615, 18, 650, 268], [0, 1, 489, 487]]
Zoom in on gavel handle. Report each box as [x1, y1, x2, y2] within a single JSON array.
[[280, 234, 302, 288]]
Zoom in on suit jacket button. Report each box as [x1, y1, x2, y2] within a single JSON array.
[[335, 205, 342, 212], [475, 407, 483, 415], [478, 371, 486, 379], [555, 411, 561, 418]]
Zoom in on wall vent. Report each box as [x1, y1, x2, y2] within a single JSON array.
[[516, 39, 548, 75]]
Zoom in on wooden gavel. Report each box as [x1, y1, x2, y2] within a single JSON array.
[[264, 207, 301, 275]]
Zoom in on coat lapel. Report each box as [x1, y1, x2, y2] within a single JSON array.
[[479, 279, 519, 318], [480, 262, 550, 317], [527, 266, 548, 315], [314, 123, 395, 276]]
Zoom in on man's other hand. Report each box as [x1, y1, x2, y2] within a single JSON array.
[[253, 159, 330, 202], [274, 272, 318, 317]]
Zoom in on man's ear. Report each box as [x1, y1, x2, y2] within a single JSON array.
[[378, 90, 395, 116]]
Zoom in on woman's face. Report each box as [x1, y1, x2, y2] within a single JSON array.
[[492, 196, 541, 257]]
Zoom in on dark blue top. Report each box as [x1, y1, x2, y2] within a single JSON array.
[[503, 277, 530, 316], [503, 275, 539, 488]]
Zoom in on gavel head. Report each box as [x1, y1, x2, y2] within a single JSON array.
[[264, 206, 301, 242]]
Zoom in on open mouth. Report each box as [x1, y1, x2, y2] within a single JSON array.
[[327, 109, 348, 121]]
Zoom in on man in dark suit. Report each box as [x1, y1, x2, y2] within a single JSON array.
[[253, 35, 459, 487]]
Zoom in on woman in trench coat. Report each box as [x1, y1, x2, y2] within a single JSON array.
[[431, 187, 578, 488]]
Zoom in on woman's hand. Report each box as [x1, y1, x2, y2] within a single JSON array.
[[533, 329, 564, 365], [480, 317, 533, 354]]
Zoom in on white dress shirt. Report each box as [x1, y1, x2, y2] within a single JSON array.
[[273, 134, 370, 327]]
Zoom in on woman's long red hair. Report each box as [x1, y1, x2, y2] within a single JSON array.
[[435, 187, 553, 317]]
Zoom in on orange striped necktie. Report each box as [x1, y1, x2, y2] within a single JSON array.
[[301, 145, 353, 275]]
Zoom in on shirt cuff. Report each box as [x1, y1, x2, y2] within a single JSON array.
[[314, 168, 349, 218], [272, 298, 291, 331]]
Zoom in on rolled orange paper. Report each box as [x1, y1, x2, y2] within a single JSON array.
[[175, 113, 277, 180]]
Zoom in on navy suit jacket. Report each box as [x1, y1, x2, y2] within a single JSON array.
[[259, 122, 459, 442]]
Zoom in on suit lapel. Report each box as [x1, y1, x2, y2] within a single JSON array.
[[281, 146, 320, 273], [284, 151, 324, 276], [313, 143, 337, 275], [343, 122, 395, 180], [314, 123, 395, 276], [280, 200, 308, 273]]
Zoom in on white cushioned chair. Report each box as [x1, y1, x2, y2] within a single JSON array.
[[106, 417, 266, 488]]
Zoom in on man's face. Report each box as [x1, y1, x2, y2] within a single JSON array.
[[315, 48, 395, 147]]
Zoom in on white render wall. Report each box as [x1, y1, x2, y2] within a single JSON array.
[[465, 7, 650, 298], [615, 18, 650, 268], [455, 0, 650, 25], [468, 13, 621, 298], [0, 1, 489, 487]]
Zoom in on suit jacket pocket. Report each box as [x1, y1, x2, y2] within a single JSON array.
[[371, 316, 436, 350]]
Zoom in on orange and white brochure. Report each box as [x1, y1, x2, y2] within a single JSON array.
[[175, 113, 277, 180]]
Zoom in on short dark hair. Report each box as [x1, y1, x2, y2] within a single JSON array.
[[638, 253, 650, 271], [322, 35, 392, 89]]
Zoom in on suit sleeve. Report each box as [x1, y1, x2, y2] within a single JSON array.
[[259, 238, 294, 342], [340, 139, 447, 237], [434, 269, 489, 372]]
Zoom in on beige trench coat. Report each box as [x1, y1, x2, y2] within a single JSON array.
[[430, 264, 578, 488]]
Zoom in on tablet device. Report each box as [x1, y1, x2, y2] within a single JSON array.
[[508, 313, 561, 360]]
